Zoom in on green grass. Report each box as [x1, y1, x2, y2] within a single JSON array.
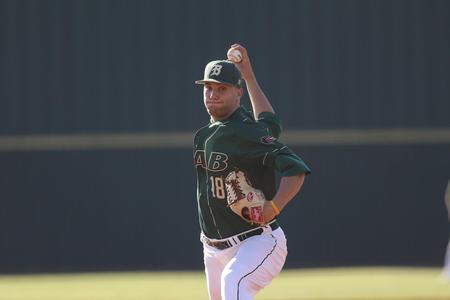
[[0, 267, 450, 300]]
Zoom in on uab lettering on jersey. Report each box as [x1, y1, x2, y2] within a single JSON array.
[[194, 150, 228, 172]]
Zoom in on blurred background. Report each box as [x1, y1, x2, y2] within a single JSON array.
[[0, 0, 449, 275]]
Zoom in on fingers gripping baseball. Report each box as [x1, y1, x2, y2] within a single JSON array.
[[226, 44, 254, 81], [227, 44, 248, 62], [227, 49, 242, 63]]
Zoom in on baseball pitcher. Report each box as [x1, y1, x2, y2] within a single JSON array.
[[193, 44, 311, 300]]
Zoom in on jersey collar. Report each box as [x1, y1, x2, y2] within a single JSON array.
[[209, 106, 250, 127]]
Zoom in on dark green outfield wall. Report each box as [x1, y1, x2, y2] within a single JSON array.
[[0, 0, 449, 273]]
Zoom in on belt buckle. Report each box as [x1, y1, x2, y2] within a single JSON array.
[[217, 241, 229, 250]]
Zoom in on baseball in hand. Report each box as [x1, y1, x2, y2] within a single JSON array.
[[227, 49, 242, 63]]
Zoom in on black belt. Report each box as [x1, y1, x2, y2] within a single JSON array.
[[202, 222, 279, 250]]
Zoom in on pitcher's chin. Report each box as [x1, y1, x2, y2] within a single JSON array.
[[206, 105, 220, 116]]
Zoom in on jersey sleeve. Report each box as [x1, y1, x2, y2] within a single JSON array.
[[262, 143, 311, 176], [271, 147, 311, 176], [239, 123, 311, 177], [256, 112, 282, 138]]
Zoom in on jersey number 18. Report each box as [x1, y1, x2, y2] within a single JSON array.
[[210, 176, 226, 200]]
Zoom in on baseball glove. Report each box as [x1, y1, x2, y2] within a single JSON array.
[[225, 169, 266, 224]]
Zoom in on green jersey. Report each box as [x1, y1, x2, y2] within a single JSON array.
[[193, 106, 311, 239]]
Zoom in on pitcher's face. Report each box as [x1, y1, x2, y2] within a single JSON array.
[[203, 82, 242, 121]]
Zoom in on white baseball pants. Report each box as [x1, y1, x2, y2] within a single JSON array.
[[202, 226, 288, 300]]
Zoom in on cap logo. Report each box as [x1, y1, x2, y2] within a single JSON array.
[[209, 65, 222, 77]]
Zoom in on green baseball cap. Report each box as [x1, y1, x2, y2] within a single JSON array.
[[195, 60, 242, 87]]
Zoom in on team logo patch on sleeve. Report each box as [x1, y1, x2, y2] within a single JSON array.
[[261, 135, 277, 144]]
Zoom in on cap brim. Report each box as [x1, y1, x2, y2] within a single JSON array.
[[195, 79, 240, 87]]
